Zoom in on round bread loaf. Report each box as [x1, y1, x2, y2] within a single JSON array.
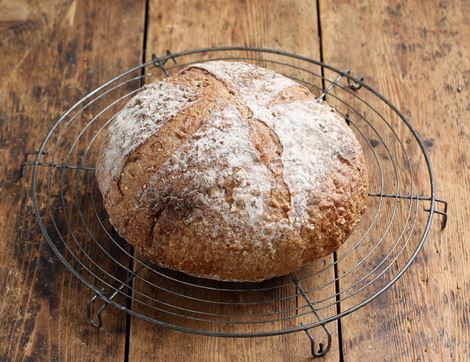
[[96, 61, 368, 282]]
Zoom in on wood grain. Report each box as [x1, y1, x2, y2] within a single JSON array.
[[320, 0, 470, 360], [128, 1, 341, 361], [0, 0, 145, 361]]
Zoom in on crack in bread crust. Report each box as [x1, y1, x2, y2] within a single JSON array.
[[98, 68, 239, 246], [184, 68, 293, 221], [247, 117, 291, 221]]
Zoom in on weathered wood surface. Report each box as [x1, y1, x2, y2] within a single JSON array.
[[0, 0, 468, 361], [320, 0, 470, 361], [0, 0, 145, 361]]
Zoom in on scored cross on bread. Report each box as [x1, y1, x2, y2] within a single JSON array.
[[96, 61, 368, 282]]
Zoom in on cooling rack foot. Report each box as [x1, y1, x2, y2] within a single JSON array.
[[347, 74, 364, 90], [425, 198, 448, 230], [87, 292, 106, 328], [151, 49, 177, 77], [86, 269, 139, 328], [300, 322, 332, 358], [21, 150, 95, 178], [368, 192, 448, 230], [290, 273, 332, 357]]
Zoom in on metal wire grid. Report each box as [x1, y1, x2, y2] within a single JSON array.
[[30, 48, 447, 343]]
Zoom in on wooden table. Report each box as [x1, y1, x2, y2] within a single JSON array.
[[1, 1, 468, 361]]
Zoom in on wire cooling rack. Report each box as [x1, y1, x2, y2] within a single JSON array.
[[27, 47, 448, 357]]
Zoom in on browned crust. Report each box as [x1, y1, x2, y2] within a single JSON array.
[[96, 65, 368, 282]]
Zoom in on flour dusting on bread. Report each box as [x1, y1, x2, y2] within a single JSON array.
[[191, 61, 360, 222], [98, 82, 196, 193]]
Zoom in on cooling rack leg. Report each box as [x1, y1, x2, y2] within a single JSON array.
[[367, 193, 449, 230], [347, 74, 364, 90], [316, 71, 349, 102], [87, 292, 106, 328], [21, 151, 46, 177], [424, 198, 448, 230], [290, 273, 332, 358], [86, 269, 139, 328], [300, 322, 332, 358], [151, 49, 177, 77]]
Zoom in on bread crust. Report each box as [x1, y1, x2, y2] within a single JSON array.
[[96, 61, 368, 281]]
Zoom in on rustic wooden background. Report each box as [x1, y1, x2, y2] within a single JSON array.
[[1, 0, 469, 361]]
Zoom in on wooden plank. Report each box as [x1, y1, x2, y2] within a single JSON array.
[[128, 0, 342, 361], [0, 0, 146, 361], [320, 0, 470, 360]]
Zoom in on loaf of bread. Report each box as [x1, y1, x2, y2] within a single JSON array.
[[96, 61, 368, 282]]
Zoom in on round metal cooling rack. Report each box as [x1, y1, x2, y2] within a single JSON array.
[[28, 47, 448, 357]]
